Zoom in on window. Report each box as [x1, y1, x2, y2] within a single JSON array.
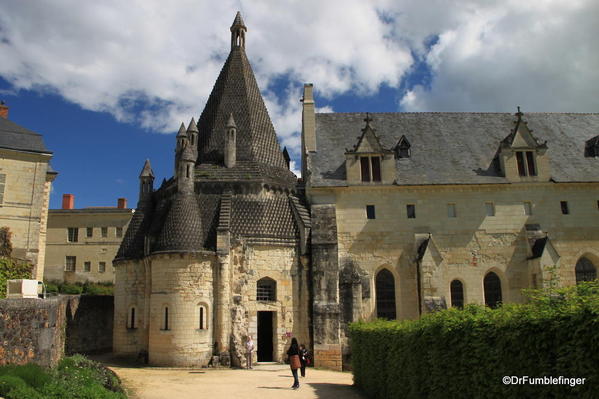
[[484, 272, 502, 308], [575, 257, 597, 284], [116, 227, 123, 238], [84, 261, 91, 272], [485, 202, 495, 217], [99, 262, 106, 273], [524, 202, 533, 216], [366, 205, 376, 219], [447, 203, 457, 218], [360, 156, 382, 183], [67, 227, 78, 242], [560, 201, 569, 215], [198, 305, 208, 330], [406, 204, 416, 219], [0, 173, 6, 205], [375, 269, 396, 319], [65, 256, 76, 272], [128, 307, 136, 329], [101, 227, 108, 238], [256, 277, 276, 301], [516, 151, 537, 177], [450, 280, 464, 308], [162, 307, 170, 330], [86, 227, 93, 238], [597, 200, 599, 210]]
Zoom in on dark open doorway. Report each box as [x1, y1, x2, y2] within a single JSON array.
[[257, 311, 274, 361]]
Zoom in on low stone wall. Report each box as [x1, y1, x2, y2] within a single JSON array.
[[0, 295, 114, 367], [314, 343, 342, 371], [0, 296, 67, 367], [65, 295, 113, 355]]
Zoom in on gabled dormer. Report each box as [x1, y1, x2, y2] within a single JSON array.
[[394, 135, 411, 159], [345, 113, 395, 184], [498, 107, 550, 182]]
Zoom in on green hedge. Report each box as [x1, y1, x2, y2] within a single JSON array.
[[0, 257, 33, 298], [44, 280, 114, 296], [350, 282, 599, 399], [0, 355, 126, 399]]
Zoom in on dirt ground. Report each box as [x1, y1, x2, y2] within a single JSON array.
[[99, 357, 366, 399]]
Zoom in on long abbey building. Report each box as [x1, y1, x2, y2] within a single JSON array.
[[114, 13, 599, 370]]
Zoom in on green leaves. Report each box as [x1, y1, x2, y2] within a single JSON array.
[[350, 281, 599, 398]]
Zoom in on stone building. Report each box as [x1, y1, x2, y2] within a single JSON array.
[[113, 13, 311, 367], [44, 194, 133, 284], [302, 83, 599, 369], [0, 102, 56, 279]]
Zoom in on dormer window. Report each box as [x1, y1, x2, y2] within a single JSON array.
[[395, 135, 411, 158], [360, 156, 381, 182], [515, 151, 537, 176]]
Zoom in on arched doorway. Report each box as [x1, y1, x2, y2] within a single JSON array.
[[375, 269, 396, 319], [484, 272, 502, 308], [575, 257, 597, 284], [450, 280, 464, 308]]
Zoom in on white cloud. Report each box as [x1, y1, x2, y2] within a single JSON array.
[[397, 0, 599, 112], [1, 0, 598, 159]]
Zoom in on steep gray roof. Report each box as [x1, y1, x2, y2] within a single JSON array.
[[0, 118, 52, 154], [153, 192, 203, 253], [197, 46, 288, 170], [310, 112, 599, 186]]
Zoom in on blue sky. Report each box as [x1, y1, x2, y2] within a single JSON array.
[[1, 1, 598, 209]]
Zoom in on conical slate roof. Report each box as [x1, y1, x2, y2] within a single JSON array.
[[153, 192, 203, 253], [197, 46, 287, 169]]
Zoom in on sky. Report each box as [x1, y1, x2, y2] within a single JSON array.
[[1, 0, 598, 209]]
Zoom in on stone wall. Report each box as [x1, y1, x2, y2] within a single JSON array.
[[0, 295, 114, 367], [65, 295, 114, 354], [0, 297, 66, 367]]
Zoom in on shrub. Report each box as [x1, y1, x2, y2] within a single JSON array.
[[0, 364, 51, 389], [350, 281, 599, 399], [59, 283, 84, 295], [82, 282, 114, 296], [0, 257, 33, 298]]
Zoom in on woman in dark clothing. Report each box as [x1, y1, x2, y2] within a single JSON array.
[[299, 344, 309, 377], [286, 337, 301, 389]]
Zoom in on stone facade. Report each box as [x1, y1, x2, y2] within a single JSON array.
[[302, 85, 599, 370], [113, 13, 311, 367], [0, 108, 56, 279], [44, 197, 133, 284]]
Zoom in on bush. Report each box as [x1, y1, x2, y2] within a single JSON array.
[[0, 355, 126, 399], [82, 282, 114, 296], [350, 281, 599, 399], [0, 257, 33, 298]]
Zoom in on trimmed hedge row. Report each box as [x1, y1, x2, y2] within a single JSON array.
[[0, 257, 33, 298], [350, 282, 599, 399]]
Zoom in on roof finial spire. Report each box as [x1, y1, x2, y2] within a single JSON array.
[[516, 105, 523, 121], [364, 112, 373, 128], [230, 11, 247, 50]]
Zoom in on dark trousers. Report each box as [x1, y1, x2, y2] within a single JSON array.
[[291, 367, 299, 387], [300, 364, 306, 377], [247, 351, 252, 369]]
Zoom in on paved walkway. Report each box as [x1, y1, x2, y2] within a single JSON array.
[[101, 358, 366, 399]]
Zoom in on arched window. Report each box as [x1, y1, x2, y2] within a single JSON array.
[[127, 306, 136, 329], [257, 277, 276, 301], [198, 305, 208, 330], [450, 280, 464, 308], [484, 272, 502, 309], [576, 257, 597, 284], [161, 306, 170, 330], [375, 269, 396, 319]]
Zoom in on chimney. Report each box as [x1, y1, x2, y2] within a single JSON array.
[[62, 194, 75, 210], [117, 198, 127, 209], [0, 101, 8, 119]]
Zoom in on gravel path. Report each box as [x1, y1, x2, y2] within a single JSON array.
[[101, 358, 366, 399]]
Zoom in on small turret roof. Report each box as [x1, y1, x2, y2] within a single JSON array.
[[230, 11, 246, 30], [226, 113, 237, 128], [176, 122, 187, 138], [139, 159, 154, 178], [180, 144, 195, 162], [187, 117, 198, 133]]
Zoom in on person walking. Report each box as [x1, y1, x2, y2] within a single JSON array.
[[299, 344, 309, 377], [286, 337, 301, 389], [246, 335, 254, 369]]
